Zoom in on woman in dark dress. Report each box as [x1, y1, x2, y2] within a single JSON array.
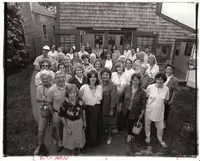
[[70, 64, 88, 89], [100, 68, 118, 144]]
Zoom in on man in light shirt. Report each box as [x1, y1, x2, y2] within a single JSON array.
[[33, 45, 55, 71], [123, 44, 132, 59], [78, 45, 89, 61]]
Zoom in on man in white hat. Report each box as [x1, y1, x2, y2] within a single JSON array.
[[33, 45, 55, 71]]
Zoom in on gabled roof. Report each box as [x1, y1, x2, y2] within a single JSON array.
[[156, 3, 195, 33], [31, 2, 56, 18]]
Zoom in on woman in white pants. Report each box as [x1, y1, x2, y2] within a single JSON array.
[[145, 72, 169, 148]]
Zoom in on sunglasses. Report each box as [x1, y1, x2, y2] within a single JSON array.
[[42, 65, 49, 67]]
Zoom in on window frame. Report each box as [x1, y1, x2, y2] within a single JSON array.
[[156, 43, 172, 59], [42, 24, 48, 40], [135, 35, 157, 53], [60, 34, 76, 53]]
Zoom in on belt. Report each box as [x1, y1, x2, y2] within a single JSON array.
[[53, 108, 59, 113]]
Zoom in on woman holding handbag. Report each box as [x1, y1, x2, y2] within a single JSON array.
[[34, 70, 53, 155], [118, 73, 146, 142], [100, 68, 118, 144]]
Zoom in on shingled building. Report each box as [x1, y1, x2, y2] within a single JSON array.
[[55, 2, 196, 80]]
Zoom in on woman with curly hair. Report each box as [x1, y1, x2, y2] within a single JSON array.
[[59, 84, 86, 155], [70, 64, 88, 89], [118, 73, 146, 142], [100, 68, 118, 144]]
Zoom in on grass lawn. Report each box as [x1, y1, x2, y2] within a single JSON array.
[[6, 66, 37, 155]]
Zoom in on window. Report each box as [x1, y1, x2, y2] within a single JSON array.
[[24, 35, 30, 45], [137, 36, 155, 52], [175, 42, 181, 56], [108, 35, 116, 45], [95, 35, 103, 45], [120, 36, 124, 45], [156, 44, 172, 59], [53, 25, 55, 36], [60, 35, 75, 53], [42, 25, 47, 39], [184, 42, 194, 56]]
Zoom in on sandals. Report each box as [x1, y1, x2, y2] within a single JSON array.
[[159, 141, 167, 148], [107, 137, 112, 144], [145, 137, 150, 144], [34, 146, 41, 155], [126, 135, 132, 143]]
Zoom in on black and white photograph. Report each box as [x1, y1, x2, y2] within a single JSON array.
[[3, 1, 198, 159]]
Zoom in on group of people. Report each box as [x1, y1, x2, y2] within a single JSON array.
[[33, 42, 178, 155]]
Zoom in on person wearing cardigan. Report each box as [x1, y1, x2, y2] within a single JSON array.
[[69, 64, 88, 89], [118, 73, 146, 143], [100, 67, 118, 145], [163, 64, 179, 127]]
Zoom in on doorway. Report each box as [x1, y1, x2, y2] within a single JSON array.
[[173, 40, 195, 81]]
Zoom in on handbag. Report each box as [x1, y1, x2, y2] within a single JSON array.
[[132, 118, 143, 135], [40, 105, 50, 118]]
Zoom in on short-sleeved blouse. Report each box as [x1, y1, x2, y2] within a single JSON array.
[[146, 84, 169, 122], [80, 84, 102, 106]]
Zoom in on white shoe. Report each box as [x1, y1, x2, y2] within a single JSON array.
[[34, 146, 41, 155], [145, 137, 150, 144], [126, 135, 132, 143], [159, 140, 167, 148], [107, 137, 112, 144]]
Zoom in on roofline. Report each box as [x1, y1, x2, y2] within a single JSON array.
[[32, 10, 56, 18], [156, 3, 195, 34]]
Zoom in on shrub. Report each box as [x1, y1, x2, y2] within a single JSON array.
[[6, 3, 30, 71]]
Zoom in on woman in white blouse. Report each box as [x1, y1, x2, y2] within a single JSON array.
[[66, 47, 75, 60], [146, 55, 159, 80], [79, 70, 103, 147], [124, 59, 135, 84], [111, 62, 128, 108], [145, 72, 169, 148], [102, 52, 114, 71]]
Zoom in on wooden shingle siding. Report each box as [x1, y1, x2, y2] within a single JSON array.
[[59, 2, 157, 29], [59, 2, 195, 60]]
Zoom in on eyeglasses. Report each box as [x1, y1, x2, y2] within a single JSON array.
[[42, 65, 49, 67]]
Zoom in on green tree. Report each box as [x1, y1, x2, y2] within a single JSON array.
[[6, 2, 29, 70]]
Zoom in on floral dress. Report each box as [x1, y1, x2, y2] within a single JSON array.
[[59, 100, 86, 150]]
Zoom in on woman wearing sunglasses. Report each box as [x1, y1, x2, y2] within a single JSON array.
[[35, 59, 55, 87]]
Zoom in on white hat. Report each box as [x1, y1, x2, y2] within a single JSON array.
[[42, 45, 50, 51], [90, 53, 96, 59]]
